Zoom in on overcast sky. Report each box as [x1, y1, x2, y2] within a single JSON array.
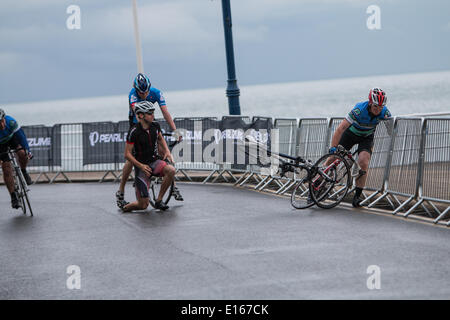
[[1, 0, 449, 104]]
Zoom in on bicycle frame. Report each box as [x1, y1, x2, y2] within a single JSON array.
[[1, 148, 33, 216], [310, 157, 342, 192]]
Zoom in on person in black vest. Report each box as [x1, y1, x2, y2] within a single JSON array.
[[117, 101, 175, 212]]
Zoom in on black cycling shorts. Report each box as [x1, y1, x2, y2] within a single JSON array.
[[134, 160, 168, 199], [338, 128, 374, 155], [0, 135, 21, 162]]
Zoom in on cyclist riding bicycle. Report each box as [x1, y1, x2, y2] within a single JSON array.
[[328, 88, 392, 208], [118, 101, 176, 212], [0, 108, 33, 209], [115, 73, 183, 206]]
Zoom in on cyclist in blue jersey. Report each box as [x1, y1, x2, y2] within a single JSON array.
[[0, 109, 33, 209], [329, 88, 392, 207], [116, 73, 183, 207]]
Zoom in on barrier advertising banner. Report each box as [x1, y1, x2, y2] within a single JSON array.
[[82, 122, 124, 165], [22, 125, 61, 167]]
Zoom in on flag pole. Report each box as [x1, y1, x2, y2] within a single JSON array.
[[131, 0, 144, 73]]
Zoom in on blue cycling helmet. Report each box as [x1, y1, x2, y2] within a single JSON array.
[[133, 73, 151, 93]]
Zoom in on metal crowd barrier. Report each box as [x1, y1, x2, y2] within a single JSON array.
[[274, 118, 297, 157], [423, 118, 450, 223], [3, 115, 450, 226], [296, 118, 329, 161], [237, 116, 450, 225]]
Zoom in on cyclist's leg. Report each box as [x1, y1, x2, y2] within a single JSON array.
[[1, 160, 15, 194], [116, 160, 131, 204], [351, 137, 373, 207], [355, 137, 373, 188], [159, 152, 182, 201], [118, 160, 133, 194], [15, 145, 29, 170], [121, 166, 150, 212], [17, 151, 32, 185], [117, 125, 136, 197], [7, 137, 32, 185], [166, 160, 183, 201], [157, 165, 175, 202], [150, 160, 175, 202], [1, 151, 20, 208], [1, 142, 15, 193], [356, 151, 370, 186]]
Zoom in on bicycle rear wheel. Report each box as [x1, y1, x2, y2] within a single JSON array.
[[149, 177, 174, 209], [309, 153, 351, 209]]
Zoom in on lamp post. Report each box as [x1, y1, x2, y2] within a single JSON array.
[[131, 0, 144, 73], [221, 0, 241, 115]]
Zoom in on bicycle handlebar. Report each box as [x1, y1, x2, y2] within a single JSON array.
[[161, 131, 181, 148], [0, 147, 25, 156]]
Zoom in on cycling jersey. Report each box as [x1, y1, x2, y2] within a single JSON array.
[[128, 87, 166, 125], [126, 121, 162, 165], [345, 101, 391, 137], [0, 115, 30, 151], [0, 116, 20, 145]]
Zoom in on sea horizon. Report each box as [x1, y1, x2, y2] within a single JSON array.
[[5, 69, 450, 126]]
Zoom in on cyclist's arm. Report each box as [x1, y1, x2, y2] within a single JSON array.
[[13, 128, 30, 152], [381, 117, 394, 137], [157, 131, 171, 160], [330, 119, 351, 147], [130, 103, 135, 113], [381, 109, 394, 136], [160, 105, 176, 132], [124, 142, 144, 169]]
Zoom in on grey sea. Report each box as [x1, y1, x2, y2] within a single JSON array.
[[6, 70, 450, 126]]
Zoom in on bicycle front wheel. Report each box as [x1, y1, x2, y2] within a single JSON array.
[[309, 153, 351, 209], [14, 167, 27, 215], [21, 183, 33, 217]]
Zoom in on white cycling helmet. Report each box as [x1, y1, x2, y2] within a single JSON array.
[[134, 101, 155, 115], [0, 108, 5, 120]]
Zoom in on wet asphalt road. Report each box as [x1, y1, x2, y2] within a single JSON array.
[[0, 182, 449, 299]]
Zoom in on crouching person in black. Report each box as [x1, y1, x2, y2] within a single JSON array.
[[117, 101, 175, 212]]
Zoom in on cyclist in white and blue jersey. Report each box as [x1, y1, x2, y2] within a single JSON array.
[[329, 88, 392, 207], [116, 73, 183, 208], [128, 81, 168, 127], [0, 109, 33, 209]]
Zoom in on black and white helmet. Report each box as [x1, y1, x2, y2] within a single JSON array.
[[0, 108, 5, 120], [134, 101, 155, 115]]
